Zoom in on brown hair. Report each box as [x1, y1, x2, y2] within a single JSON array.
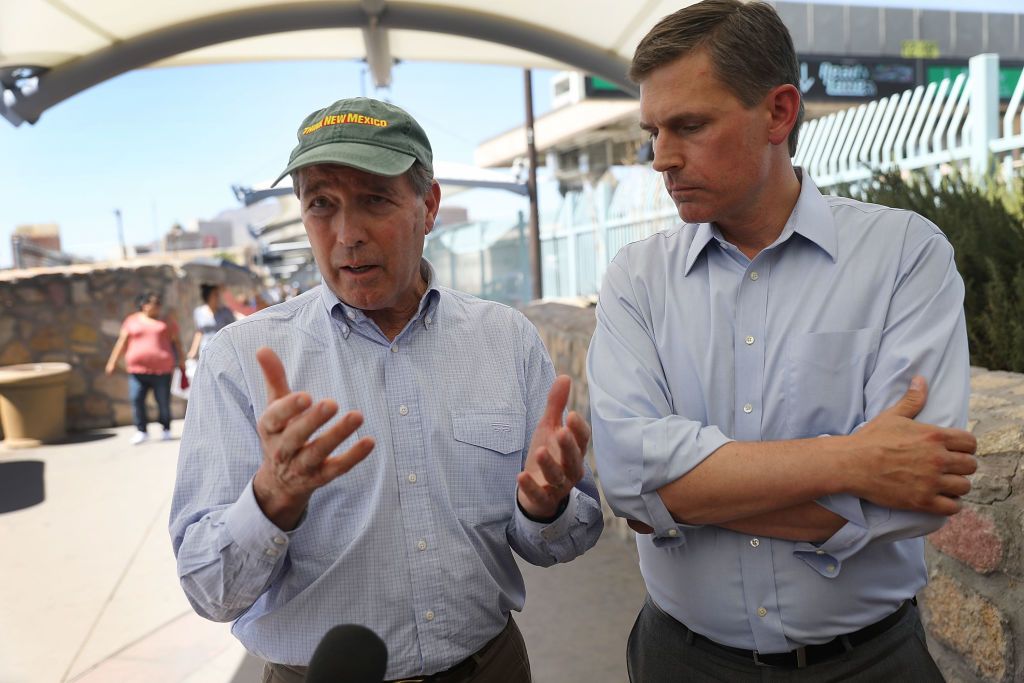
[[630, 0, 804, 156]]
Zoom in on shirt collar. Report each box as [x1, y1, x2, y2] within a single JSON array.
[[319, 258, 442, 338], [682, 167, 836, 276]]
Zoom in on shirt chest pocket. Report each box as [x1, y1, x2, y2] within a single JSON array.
[[784, 328, 879, 438], [448, 410, 526, 525]]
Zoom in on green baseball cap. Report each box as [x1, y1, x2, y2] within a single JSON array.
[[272, 97, 433, 187]]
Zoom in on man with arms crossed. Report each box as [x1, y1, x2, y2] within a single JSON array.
[[587, 2, 977, 680], [171, 97, 602, 682]]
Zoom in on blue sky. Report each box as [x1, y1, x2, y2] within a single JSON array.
[[2, 0, 1022, 267], [0, 61, 554, 266]]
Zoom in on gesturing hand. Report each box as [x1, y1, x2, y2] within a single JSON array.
[[252, 347, 376, 530], [848, 376, 977, 516], [517, 376, 592, 520]]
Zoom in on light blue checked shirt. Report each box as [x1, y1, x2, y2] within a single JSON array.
[[170, 262, 602, 678], [587, 171, 969, 653]]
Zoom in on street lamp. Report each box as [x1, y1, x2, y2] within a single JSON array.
[[113, 208, 127, 260]]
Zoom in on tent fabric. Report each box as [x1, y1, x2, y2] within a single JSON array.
[[1, 1, 681, 71], [0, 1, 691, 124]]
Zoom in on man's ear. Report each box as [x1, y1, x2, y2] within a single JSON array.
[[766, 83, 801, 148], [424, 180, 442, 236]]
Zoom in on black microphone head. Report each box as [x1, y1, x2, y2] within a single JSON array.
[[306, 624, 388, 683]]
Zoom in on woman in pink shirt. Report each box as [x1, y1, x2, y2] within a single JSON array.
[[105, 292, 186, 444]]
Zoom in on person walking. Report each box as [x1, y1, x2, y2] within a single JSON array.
[[106, 291, 186, 444], [187, 283, 236, 361]]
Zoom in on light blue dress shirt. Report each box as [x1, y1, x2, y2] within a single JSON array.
[[170, 262, 602, 679], [587, 171, 969, 654]]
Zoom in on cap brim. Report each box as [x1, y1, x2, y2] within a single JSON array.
[[271, 141, 417, 187]]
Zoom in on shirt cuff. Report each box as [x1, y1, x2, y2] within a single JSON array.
[[515, 488, 581, 543], [792, 495, 869, 577], [223, 478, 294, 564], [641, 490, 692, 548]]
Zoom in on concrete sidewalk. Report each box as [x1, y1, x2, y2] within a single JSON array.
[[0, 421, 645, 683]]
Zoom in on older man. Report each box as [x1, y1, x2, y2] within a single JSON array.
[[587, 1, 976, 681], [170, 97, 602, 682]]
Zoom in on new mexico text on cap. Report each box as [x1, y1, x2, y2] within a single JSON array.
[[272, 97, 433, 187]]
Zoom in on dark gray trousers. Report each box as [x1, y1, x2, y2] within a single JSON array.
[[628, 596, 945, 682], [261, 616, 531, 683]]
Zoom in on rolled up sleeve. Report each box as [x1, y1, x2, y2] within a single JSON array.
[[588, 259, 732, 545]]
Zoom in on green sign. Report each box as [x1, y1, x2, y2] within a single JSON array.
[[584, 75, 632, 99], [926, 65, 1024, 100]]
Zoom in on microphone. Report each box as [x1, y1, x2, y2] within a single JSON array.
[[306, 624, 388, 683]]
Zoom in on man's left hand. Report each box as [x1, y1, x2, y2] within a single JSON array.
[[517, 375, 591, 520]]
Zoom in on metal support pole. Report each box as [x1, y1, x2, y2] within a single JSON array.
[[114, 209, 127, 260], [524, 69, 542, 300]]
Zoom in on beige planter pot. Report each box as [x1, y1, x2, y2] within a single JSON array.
[[0, 363, 72, 448]]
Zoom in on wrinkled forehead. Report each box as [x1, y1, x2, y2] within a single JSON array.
[[297, 163, 405, 195]]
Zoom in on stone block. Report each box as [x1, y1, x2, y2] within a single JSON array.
[[964, 454, 1017, 504], [69, 324, 98, 346], [17, 287, 45, 304], [46, 280, 68, 307], [976, 426, 1024, 457], [0, 316, 15, 347], [71, 279, 90, 305], [81, 395, 112, 418], [920, 573, 1009, 682], [970, 372, 1022, 392], [113, 402, 135, 426], [0, 342, 31, 366], [970, 394, 1012, 412], [29, 326, 64, 353], [928, 506, 1003, 574]]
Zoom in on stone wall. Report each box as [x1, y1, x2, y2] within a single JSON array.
[[523, 301, 1024, 683], [0, 260, 262, 435]]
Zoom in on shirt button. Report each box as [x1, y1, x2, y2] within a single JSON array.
[[750, 538, 760, 548], [265, 548, 279, 557], [346, 310, 356, 320], [667, 529, 679, 537], [757, 607, 768, 618], [815, 549, 825, 555], [745, 335, 755, 345], [743, 403, 753, 414], [273, 536, 286, 545], [399, 405, 409, 416], [417, 539, 427, 551], [390, 345, 398, 353], [749, 271, 759, 281], [425, 610, 435, 622], [826, 564, 836, 573], [341, 325, 349, 334], [408, 473, 417, 484]]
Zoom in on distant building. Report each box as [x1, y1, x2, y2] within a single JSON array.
[[163, 223, 204, 252], [10, 223, 89, 268], [188, 219, 235, 249]]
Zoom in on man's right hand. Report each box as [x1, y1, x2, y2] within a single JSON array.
[[252, 347, 375, 531], [844, 376, 977, 516]]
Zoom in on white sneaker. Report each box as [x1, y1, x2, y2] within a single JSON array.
[[161, 429, 173, 441], [130, 431, 149, 445]]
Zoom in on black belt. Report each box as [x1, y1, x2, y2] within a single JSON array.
[[686, 600, 912, 669]]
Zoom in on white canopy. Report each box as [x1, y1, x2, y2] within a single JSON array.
[[0, 0, 692, 126]]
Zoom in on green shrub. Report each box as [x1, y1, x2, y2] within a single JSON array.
[[836, 170, 1024, 372]]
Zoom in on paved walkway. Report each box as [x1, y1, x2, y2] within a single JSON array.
[[0, 421, 646, 683]]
